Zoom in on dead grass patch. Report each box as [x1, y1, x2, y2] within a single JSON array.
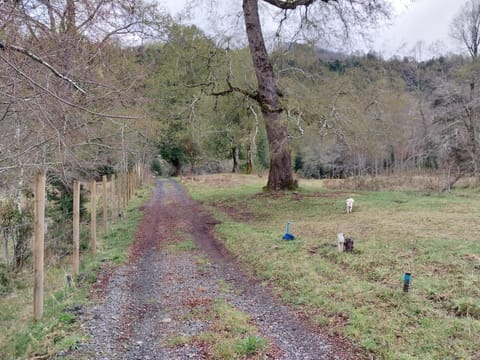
[[321, 173, 478, 192], [181, 173, 264, 189]]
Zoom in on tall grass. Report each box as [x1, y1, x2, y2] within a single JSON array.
[[183, 174, 480, 359], [0, 187, 151, 359]]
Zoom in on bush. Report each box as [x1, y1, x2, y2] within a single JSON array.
[[151, 158, 162, 176], [0, 264, 11, 295], [193, 160, 230, 175], [255, 134, 269, 169], [0, 196, 33, 272], [299, 158, 327, 179]]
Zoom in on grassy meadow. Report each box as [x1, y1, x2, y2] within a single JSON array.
[[183, 174, 480, 360]]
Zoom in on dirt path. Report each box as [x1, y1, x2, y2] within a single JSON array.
[[77, 178, 360, 359]]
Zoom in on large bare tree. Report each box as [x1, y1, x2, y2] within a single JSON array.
[[0, 1, 167, 189], [451, 0, 480, 60], [242, 0, 390, 190], [449, 0, 480, 185]]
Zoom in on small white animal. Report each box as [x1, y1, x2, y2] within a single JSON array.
[[346, 198, 354, 213]]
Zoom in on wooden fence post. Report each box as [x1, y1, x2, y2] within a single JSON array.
[[90, 180, 97, 255], [131, 169, 134, 196], [127, 171, 131, 203], [73, 180, 80, 276], [33, 171, 46, 321], [111, 175, 116, 221], [144, 164, 149, 185], [132, 164, 136, 192], [126, 171, 130, 202], [131, 170, 135, 196], [121, 172, 127, 211], [102, 175, 108, 237], [122, 172, 127, 205], [136, 163, 140, 188], [118, 173, 123, 216], [136, 163, 141, 188]]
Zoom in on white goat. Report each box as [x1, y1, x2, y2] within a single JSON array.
[[346, 198, 354, 214]]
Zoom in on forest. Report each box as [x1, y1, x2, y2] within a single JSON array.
[[0, 1, 479, 280]]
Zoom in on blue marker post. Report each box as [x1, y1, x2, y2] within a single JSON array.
[[282, 221, 295, 240], [403, 272, 412, 292]]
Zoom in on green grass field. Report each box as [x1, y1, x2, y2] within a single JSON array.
[[183, 174, 480, 360]]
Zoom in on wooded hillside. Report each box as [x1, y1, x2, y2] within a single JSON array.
[[1, 1, 479, 231]]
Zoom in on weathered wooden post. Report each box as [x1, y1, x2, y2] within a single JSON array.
[[138, 163, 143, 188], [125, 172, 129, 204], [118, 173, 124, 218], [128, 170, 133, 201], [137, 163, 142, 188], [129, 170, 133, 201], [132, 168, 136, 195], [33, 171, 46, 321], [337, 233, 345, 253], [133, 163, 138, 190], [102, 175, 108, 237], [72, 180, 80, 276], [142, 164, 146, 186], [111, 174, 116, 221], [90, 180, 97, 255], [121, 172, 127, 212]]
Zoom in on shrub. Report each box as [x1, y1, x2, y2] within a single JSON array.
[[150, 158, 162, 176], [0, 196, 33, 272], [0, 264, 11, 295]]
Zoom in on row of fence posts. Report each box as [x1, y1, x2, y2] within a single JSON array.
[[33, 164, 152, 321]]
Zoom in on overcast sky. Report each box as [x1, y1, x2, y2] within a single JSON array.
[[375, 0, 467, 58], [160, 0, 468, 59]]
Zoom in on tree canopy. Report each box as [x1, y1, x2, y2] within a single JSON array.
[[1, 0, 480, 194]]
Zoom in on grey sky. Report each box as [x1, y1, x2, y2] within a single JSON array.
[[376, 0, 467, 58], [160, 0, 468, 59]]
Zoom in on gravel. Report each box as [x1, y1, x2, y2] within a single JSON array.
[[74, 178, 362, 360]]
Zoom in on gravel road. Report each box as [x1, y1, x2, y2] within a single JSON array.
[[75, 178, 363, 360]]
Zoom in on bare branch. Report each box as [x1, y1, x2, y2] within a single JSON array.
[[210, 80, 260, 103], [0, 40, 87, 95], [286, 109, 305, 139], [0, 102, 12, 123], [0, 53, 140, 120], [262, 0, 331, 10]]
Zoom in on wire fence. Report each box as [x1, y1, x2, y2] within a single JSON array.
[[0, 163, 154, 319]]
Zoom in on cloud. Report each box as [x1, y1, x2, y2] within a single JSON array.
[[375, 0, 467, 59]]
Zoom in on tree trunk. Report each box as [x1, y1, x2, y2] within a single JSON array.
[[243, 0, 296, 190], [246, 143, 253, 174], [190, 160, 195, 176], [232, 146, 240, 173]]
